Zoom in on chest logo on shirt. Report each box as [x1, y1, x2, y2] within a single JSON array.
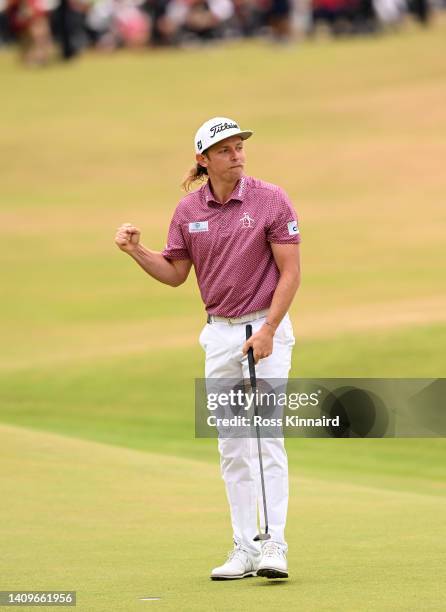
[[240, 212, 254, 228], [189, 221, 209, 233]]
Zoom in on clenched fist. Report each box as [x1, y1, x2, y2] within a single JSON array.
[[115, 223, 141, 253]]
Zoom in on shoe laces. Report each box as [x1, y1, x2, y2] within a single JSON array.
[[227, 546, 249, 563], [262, 542, 285, 559]]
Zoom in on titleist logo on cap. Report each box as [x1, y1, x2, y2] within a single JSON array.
[[194, 116, 253, 154], [210, 122, 239, 139]]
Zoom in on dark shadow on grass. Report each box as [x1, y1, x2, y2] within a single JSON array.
[[209, 576, 295, 587], [253, 578, 295, 587]]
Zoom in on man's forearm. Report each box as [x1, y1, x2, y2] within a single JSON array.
[[128, 243, 183, 286], [265, 270, 300, 331]]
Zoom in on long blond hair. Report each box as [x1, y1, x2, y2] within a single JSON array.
[[181, 162, 208, 192]]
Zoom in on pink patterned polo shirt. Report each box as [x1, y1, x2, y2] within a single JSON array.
[[161, 175, 301, 317]]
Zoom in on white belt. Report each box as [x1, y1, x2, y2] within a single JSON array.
[[207, 309, 269, 325]]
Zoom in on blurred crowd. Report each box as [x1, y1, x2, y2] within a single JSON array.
[[0, 0, 439, 65]]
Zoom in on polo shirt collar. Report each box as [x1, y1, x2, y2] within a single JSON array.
[[204, 176, 246, 206]]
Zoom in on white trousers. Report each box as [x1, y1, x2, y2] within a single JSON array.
[[199, 313, 295, 559]]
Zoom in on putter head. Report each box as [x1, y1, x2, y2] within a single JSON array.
[[254, 533, 271, 542]]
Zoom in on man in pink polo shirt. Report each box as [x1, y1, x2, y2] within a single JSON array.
[[115, 116, 301, 581]]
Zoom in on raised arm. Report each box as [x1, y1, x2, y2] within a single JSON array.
[[115, 222, 192, 287]]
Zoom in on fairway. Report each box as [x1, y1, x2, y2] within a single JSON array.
[[1, 14, 446, 611]]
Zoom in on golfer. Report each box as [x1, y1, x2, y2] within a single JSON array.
[[115, 117, 301, 580]]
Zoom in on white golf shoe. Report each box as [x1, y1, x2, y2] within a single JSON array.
[[256, 541, 288, 579], [210, 546, 259, 580]]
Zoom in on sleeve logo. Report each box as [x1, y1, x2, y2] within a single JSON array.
[[287, 221, 299, 236]]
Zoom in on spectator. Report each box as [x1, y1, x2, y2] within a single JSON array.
[[51, 0, 89, 59], [1, 0, 440, 62], [158, 0, 234, 45], [231, 0, 262, 37], [311, 0, 378, 35], [1, 0, 13, 45], [260, 0, 293, 41], [373, 0, 406, 27], [85, 0, 150, 50], [6, 0, 55, 64], [408, 0, 431, 24]]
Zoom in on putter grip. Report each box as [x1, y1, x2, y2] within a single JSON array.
[[245, 324, 256, 388]]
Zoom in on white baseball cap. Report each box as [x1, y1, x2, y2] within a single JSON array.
[[194, 116, 253, 154]]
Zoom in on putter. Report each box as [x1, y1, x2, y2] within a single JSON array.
[[246, 324, 271, 542]]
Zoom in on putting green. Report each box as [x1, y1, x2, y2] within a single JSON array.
[[1, 13, 446, 611], [1, 424, 445, 611]]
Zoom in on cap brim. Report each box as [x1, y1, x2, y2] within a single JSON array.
[[199, 129, 254, 154], [239, 130, 253, 141]]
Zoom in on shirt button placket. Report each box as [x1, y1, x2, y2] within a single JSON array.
[[219, 202, 232, 235]]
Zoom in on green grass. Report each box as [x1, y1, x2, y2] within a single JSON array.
[[1, 15, 446, 611], [0, 323, 445, 500], [1, 425, 445, 611]]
